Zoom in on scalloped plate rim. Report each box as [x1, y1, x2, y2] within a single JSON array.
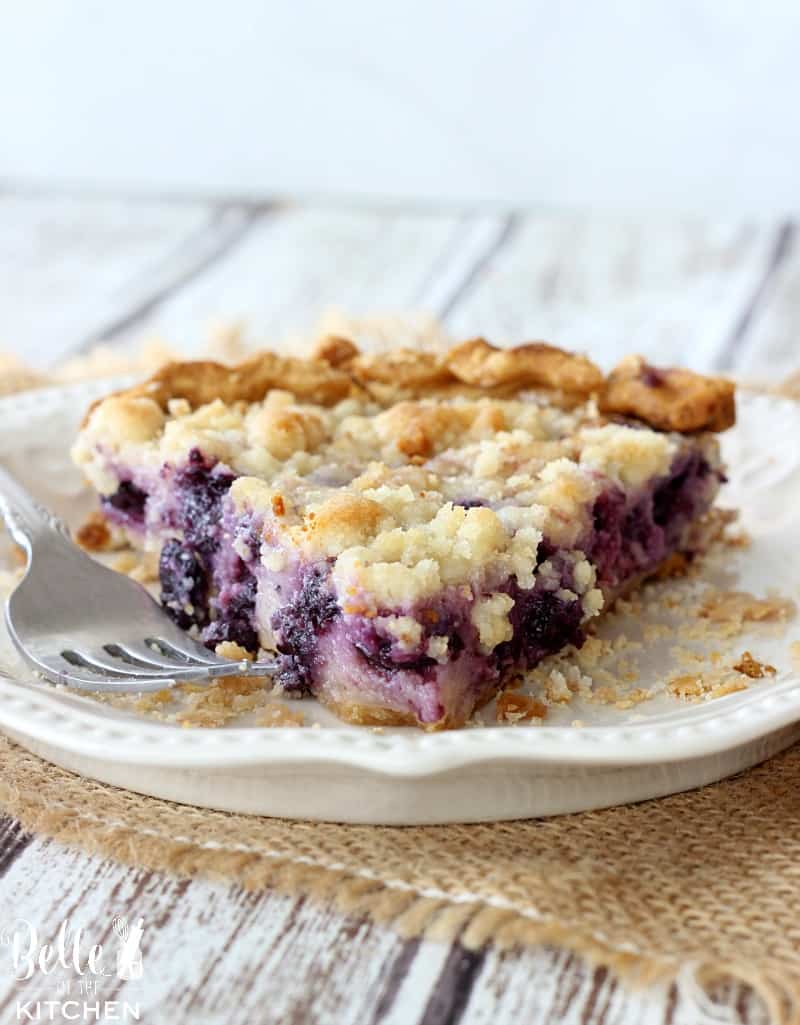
[[0, 379, 798, 781]]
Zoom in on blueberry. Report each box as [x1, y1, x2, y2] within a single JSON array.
[[536, 538, 558, 563], [588, 488, 626, 582], [622, 501, 664, 568], [273, 653, 312, 694], [159, 539, 209, 629], [203, 617, 259, 654], [102, 480, 147, 524], [652, 453, 709, 528], [510, 588, 584, 664], [352, 640, 435, 675], [453, 498, 487, 510], [270, 564, 340, 691], [172, 448, 235, 554], [203, 573, 259, 653], [514, 590, 582, 660], [586, 455, 713, 587]]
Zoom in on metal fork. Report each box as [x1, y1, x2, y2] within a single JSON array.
[[0, 465, 278, 693]]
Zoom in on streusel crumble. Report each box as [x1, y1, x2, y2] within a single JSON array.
[[72, 337, 734, 729]]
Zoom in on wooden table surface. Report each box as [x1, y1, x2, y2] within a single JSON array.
[[0, 191, 794, 1025]]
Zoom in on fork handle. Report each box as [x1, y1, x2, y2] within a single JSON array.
[[0, 465, 70, 554]]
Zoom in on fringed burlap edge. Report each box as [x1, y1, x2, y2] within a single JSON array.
[[1, 741, 798, 1024]]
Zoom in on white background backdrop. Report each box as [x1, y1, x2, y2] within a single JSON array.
[[1, 1, 797, 214]]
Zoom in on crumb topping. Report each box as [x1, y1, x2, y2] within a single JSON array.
[[471, 592, 515, 651], [74, 362, 719, 617], [578, 423, 674, 488]]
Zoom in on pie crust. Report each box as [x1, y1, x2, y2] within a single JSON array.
[[88, 337, 734, 433]]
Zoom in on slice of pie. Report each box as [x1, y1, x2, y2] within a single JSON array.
[[72, 337, 735, 729]]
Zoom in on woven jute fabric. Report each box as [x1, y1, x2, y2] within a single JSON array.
[[2, 734, 800, 1021]]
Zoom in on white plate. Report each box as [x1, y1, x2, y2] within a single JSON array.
[[0, 380, 798, 824]]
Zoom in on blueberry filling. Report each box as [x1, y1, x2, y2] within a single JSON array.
[[105, 450, 240, 632], [588, 455, 713, 587], [102, 480, 147, 525], [202, 571, 259, 653], [201, 519, 261, 652], [156, 449, 238, 633], [133, 443, 718, 720], [453, 498, 487, 509], [588, 488, 626, 582], [536, 538, 558, 564], [169, 448, 235, 555], [652, 451, 711, 532], [499, 585, 585, 670], [354, 644, 437, 675], [271, 565, 340, 692], [159, 539, 210, 630]]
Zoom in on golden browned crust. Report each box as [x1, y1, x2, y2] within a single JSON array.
[[351, 347, 456, 391], [321, 695, 481, 732], [90, 338, 735, 435], [599, 356, 735, 433], [310, 334, 360, 367], [495, 691, 548, 723], [445, 338, 604, 394], [320, 697, 423, 728], [83, 351, 355, 425], [321, 675, 514, 731]]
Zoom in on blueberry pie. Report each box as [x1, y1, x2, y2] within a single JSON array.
[[72, 337, 735, 729]]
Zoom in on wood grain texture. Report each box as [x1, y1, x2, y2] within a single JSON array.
[[99, 207, 506, 357], [0, 833, 770, 1025], [73, 203, 269, 354], [716, 222, 795, 372], [725, 221, 800, 379], [0, 817, 32, 878], [0, 193, 793, 1025], [0, 195, 217, 366], [440, 214, 779, 373]]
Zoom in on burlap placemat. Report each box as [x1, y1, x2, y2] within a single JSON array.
[[2, 732, 800, 1020]]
